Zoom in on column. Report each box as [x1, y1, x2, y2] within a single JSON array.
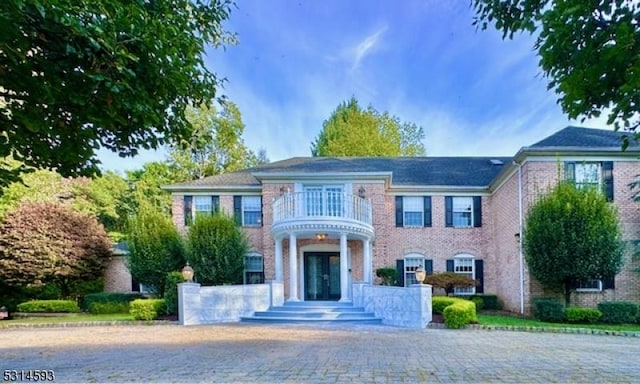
[[339, 233, 351, 302], [288, 233, 299, 301], [363, 238, 372, 284], [275, 237, 283, 282]]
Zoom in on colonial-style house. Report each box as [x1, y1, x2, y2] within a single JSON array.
[[163, 126, 640, 314]]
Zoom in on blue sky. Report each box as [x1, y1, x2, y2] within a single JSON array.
[[98, 0, 610, 174]]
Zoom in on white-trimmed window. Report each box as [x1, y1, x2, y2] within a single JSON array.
[[244, 252, 264, 284], [304, 185, 344, 216], [574, 163, 602, 191], [242, 196, 262, 226], [194, 196, 213, 218], [452, 197, 473, 228], [404, 255, 425, 287], [403, 197, 424, 227], [454, 256, 475, 295], [576, 279, 603, 292]]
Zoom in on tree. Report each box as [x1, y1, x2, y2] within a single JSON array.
[[472, 1, 640, 146], [186, 213, 249, 285], [125, 161, 184, 216], [311, 97, 426, 157], [423, 272, 478, 296], [168, 102, 269, 180], [0, 0, 236, 189], [72, 171, 132, 233], [0, 202, 112, 297], [126, 204, 185, 297], [523, 182, 624, 306]]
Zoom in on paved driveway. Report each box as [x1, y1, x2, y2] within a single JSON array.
[[1, 323, 639, 383]]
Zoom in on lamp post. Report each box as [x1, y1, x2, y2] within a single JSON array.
[[181, 262, 194, 282], [415, 266, 426, 285]]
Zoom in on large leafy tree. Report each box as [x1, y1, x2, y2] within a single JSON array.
[[524, 182, 624, 306], [186, 213, 248, 285], [311, 97, 426, 157], [168, 102, 269, 180], [0, 202, 112, 297], [472, 0, 640, 145], [0, 0, 236, 189]]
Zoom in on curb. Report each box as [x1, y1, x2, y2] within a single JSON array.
[[0, 320, 178, 329], [428, 322, 640, 337]]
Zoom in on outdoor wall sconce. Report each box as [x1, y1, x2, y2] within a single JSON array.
[[514, 233, 521, 244], [358, 186, 366, 198], [316, 233, 328, 241], [280, 186, 291, 195], [415, 266, 426, 285], [181, 262, 194, 282]]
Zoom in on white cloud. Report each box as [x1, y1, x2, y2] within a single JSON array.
[[349, 26, 388, 72]]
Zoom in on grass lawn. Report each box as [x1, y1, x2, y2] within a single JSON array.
[[478, 313, 640, 332], [1, 313, 135, 326]]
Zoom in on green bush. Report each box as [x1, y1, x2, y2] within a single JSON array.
[[471, 297, 484, 311], [17, 300, 80, 313], [443, 300, 477, 329], [164, 271, 185, 315], [598, 301, 638, 324], [533, 298, 564, 322], [471, 294, 501, 310], [81, 292, 144, 311], [88, 302, 130, 314], [129, 299, 166, 320], [432, 296, 461, 315], [564, 307, 602, 324], [375, 267, 396, 286]]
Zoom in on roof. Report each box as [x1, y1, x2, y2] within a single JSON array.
[[527, 126, 640, 151]]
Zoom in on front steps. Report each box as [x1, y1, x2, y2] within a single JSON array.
[[240, 301, 382, 324]]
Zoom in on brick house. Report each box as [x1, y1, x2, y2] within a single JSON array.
[[164, 126, 640, 314]]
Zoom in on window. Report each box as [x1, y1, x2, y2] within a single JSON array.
[[576, 279, 602, 292], [565, 161, 614, 201], [574, 163, 601, 191], [184, 195, 219, 226], [244, 253, 264, 284], [304, 185, 343, 217], [404, 256, 425, 287], [454, 257, 475, 295], [242, 196, 262, 226], [452, 197, 473, 227], [403, 197, 423, 227], [194, 196, 213, 217]]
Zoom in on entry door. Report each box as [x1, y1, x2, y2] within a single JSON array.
[[304, 252, 341, 301]]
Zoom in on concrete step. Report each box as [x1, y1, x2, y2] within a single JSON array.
[[251, 310, 376, 319], [240, 301, 382, 324]]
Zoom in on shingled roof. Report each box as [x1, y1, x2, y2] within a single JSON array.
[[527, 126, 639, 151]]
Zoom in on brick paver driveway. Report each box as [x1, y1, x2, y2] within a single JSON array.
[[1, 323, 639, 383]]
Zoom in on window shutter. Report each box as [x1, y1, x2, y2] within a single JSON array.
[[603, 161, 614, 202], [396, 259, 405, 287], [260, 196, 264, 227], [233, 196, 242, 226], [475, 260, 484, 293], [184, 195, 193, 226], [603, 275, 615, 290], [425, 259, 433, 275], [423, 196, 432, 227], [446, 259, 454, 272], [564, 162, 576, 181], [211, 196, 220, 214], [473, 196, 482, 227], [395, 196, 403, 227], [445, 196, 453, 227]]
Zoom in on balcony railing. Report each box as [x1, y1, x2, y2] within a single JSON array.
[[272, 192, 372, 226]]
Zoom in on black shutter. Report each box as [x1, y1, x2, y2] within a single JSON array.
[[603, 275, 615, 290], [445, 196, 453, 227], [475, 260, 484, 293], [424, 259, 433, 275], [395, 196, 403, 227], [423, 196, 432, 227], [564, 162, 576, 181], [603, 161, 614, 202], [446, 259, 454, 272], [212, 196, 220, 214], [233, 196, 242, 226], [184, 195, 193, 226], [259, 196, 264, 227], [473, 196, 482, 227], [396, 259, 405, 287]]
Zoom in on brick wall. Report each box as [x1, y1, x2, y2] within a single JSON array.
[[103, 255, 132, 293]]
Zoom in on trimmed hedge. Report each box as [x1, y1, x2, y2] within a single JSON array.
[[89, 302, 130, 314], [81, 292, 144, 312], [532, 298, 564, 322], [130, 299, 166, 320], [17, 300, 80, 313], [432, 296, 461, 315], [598, 301, 638, 324], [471, 294, 501, 310], [164, 271, 185, 315], [564, 307, 602, 324], [443, 300, 477, 329]]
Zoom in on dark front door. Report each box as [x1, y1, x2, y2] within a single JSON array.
[[304, 252, 341, 300]]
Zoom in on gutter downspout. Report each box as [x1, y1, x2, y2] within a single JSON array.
[[516, 161, 525, 315]]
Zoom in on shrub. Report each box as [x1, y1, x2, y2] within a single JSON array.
[[443, 300, 477, 329], [81, 292, 144, 312], [88, 302, 130, 314], [17, 300, 80, 313], [471, 294, 501, 310], [164, 271, 185, 315], [130, 299, 166, 320], [423, 272, 477, 296], [471, 297, 484, 311], [432, 296, 461, 315], [375, 267, 396, 286], [532, 298, 564, 322], [564, 307, 602, 324], [598, 301, 638, 324]]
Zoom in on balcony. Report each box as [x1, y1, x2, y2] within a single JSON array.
[[271, 192, 374, 239]]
